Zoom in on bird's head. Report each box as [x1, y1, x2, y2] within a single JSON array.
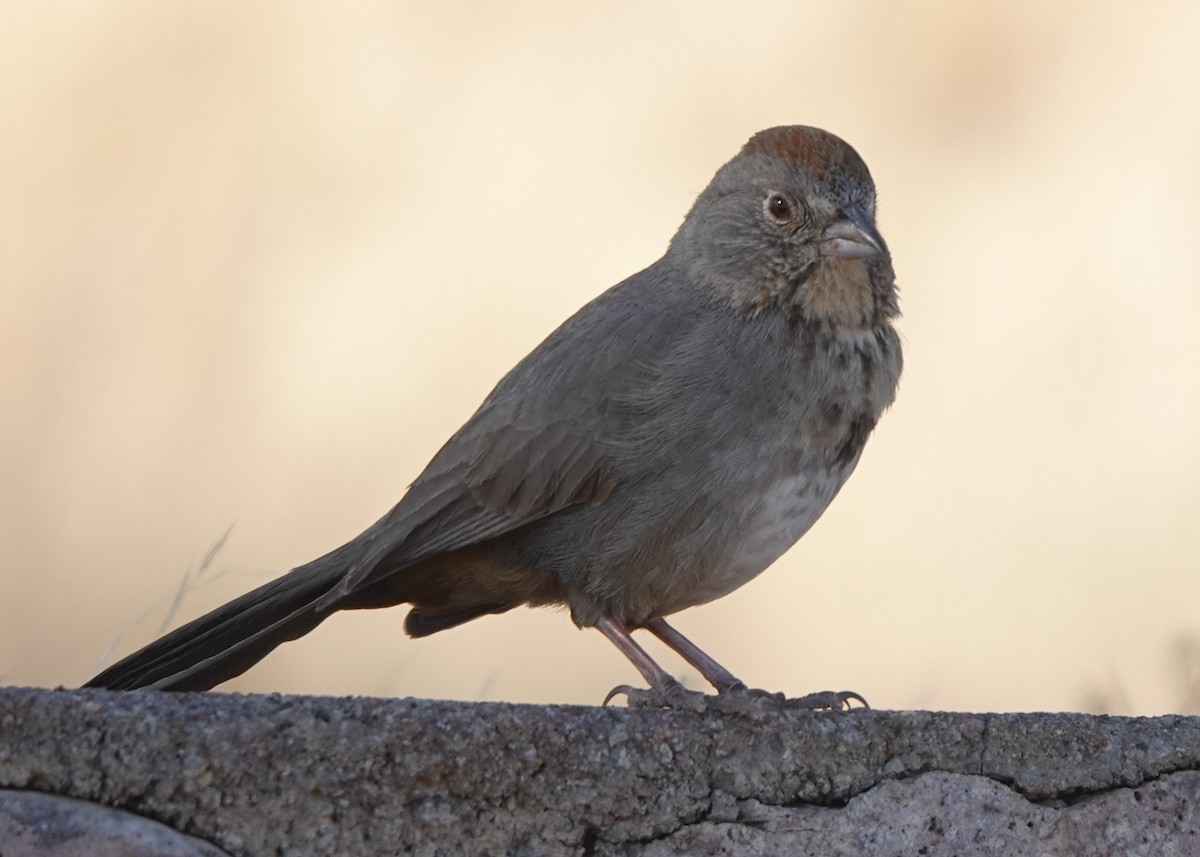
[[670, 125, 898, 330]]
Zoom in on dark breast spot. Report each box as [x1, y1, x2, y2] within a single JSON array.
[[833, 413, 877, 468]]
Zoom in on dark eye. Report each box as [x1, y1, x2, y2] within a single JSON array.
[[766, 193, 793, 222]]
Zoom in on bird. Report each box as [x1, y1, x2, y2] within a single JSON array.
[[86, 125, 902, 706]]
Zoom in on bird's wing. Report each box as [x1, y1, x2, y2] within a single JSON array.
[[368, 417, 620, 569], [324, 266, 699, 601]]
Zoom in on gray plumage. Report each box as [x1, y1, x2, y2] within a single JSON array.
[[86, 125, 901, 694]]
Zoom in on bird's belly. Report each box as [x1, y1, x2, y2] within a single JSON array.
[[740, 469, 845, 569], [674, 468, 848, 611]]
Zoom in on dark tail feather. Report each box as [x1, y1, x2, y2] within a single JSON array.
[[404, 603, 504, 638], [85, 544, 362, 692]]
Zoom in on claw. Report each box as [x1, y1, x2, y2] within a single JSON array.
[[601, 682, 708, 712], [602, 684, 638, 707], [789, 689, 870, 711], [838, 691, 869, 709]]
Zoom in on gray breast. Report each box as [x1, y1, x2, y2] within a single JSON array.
[[514, 303, 901, 626]]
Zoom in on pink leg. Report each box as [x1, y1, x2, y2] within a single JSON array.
[[649, 616, 869, 709], [594, 613, 678, 690], [645, 616, 745, 694]]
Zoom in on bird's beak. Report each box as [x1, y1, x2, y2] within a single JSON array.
[[819, 205, 885, 260]]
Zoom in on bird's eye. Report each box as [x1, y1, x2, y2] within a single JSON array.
[[765, 193, 794, 223]]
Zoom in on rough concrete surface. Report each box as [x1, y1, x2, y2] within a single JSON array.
[[0, 687, 1198, 856], [0, 789, 231, 856]]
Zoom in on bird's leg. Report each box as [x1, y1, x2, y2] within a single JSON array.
[[643, 616, 745, 694], [595, 613, 701, 708], [646, 616, 869, 710], [595, 613, 676, 688]]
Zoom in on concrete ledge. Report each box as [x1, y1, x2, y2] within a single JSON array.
[[1, 687, 1198, 855]]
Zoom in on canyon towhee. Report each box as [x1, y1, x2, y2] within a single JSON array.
[[87, 125, 901, 706]]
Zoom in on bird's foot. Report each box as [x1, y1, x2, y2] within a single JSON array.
[[603, 680, 868, 714], [712, 682, 867, 716], [786, 689, 869, 711], [602, 679, 708, 712]]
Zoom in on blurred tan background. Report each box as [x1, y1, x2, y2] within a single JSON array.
[[3, 1, 1199, 714]]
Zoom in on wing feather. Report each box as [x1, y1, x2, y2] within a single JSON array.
[[321, 263, 700, 605]]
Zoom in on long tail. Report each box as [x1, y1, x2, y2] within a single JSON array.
[[85, 540, 365, 691]]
